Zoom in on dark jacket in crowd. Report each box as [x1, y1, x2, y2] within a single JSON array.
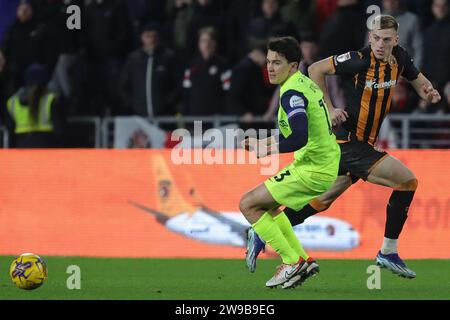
[[1, 18, 39, 88], [319, 3, 366, 57], [246, 13, 300, 49], [31, 0, 82, 73], [224, 0, 261, 63], [119, 46, 181, 117], [226, 56, 273, 116], [82, 0, 133, 61], [182, 55, 230, 116], [422, 17, 450, 92]]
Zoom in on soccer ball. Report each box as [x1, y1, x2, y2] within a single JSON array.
[[9, 253, 48, 290]]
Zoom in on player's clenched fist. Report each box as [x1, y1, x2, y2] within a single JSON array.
[[423, 85, 441, 104]]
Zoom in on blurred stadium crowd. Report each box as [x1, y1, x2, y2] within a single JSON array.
[[0, 0, 449, 147]]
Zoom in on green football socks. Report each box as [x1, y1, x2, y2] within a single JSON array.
[[274, 211, 309, 260], [252, 212, 299, 264]]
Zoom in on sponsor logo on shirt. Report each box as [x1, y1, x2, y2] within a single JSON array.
[[365, 79, 397, 89], [289, 95, 305, 108], [279, 120, 289, 128]]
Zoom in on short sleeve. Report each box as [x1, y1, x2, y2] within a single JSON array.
[[331, 51, 367, 75], [401, 50, 420, 81]]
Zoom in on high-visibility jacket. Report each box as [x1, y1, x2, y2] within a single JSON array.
[[7, 93, 55, 134]]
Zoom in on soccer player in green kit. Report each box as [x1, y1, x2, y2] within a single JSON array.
[[239, 36, 340, 289]]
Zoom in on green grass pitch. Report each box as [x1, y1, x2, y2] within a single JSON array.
[[1, 256, 449, 300]]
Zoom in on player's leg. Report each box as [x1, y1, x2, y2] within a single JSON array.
[[279, 175, 353, 289], [245, 174, 352, 273], [284, 174, 354, 225], [240, 182, 307, 286], [367, 155, 418, 278]]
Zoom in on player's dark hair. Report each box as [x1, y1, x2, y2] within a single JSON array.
[[267, 36, 301, 64], [371, 15, 399, 32]]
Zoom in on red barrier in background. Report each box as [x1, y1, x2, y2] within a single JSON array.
[[0, 149, 448, 259]]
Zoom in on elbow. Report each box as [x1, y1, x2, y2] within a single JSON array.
[[307, 63, 317, 76], [278, 134, 308, 153], [296, 134, 308, 150], [299, 134, 308, 148], [308, 62, 324, 80]]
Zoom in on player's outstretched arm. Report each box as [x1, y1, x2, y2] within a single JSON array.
[[241, 136, 279, 158], [410, 73, 442, 104], [308, 58, 348, 126]]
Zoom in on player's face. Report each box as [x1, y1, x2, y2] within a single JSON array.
[[266, 50, 297, 85], [369, 28, 398, 61]]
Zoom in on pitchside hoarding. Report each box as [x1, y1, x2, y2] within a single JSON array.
[[0, 150, 448, 259]]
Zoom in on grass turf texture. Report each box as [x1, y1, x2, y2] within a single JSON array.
[[1, 256, 449, 300]]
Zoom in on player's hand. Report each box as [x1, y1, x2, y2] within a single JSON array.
[[254, 142, 270, 158], [423, 85, 441, 104], [330, 108, 348, 126], [241, 137, 257, 151]]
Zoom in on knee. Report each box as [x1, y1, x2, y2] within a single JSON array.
[[239, 192, 255, 216], [311, 199, 332, 212], [394, 177, 418, 191], [320, 199, 334, 210]]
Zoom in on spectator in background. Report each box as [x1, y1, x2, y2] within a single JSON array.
[[315, 0, 338, 33], [182, 27, 230, 116], [5, 64, 65, 148], [185, 0, 225, 62], [0, 50, 8, 122], [299, 33, 345, 108], [319, 0, 365, 58], [119, 24, 181, 117], [1, 0, 39, 90], [166, 0, 194, 59], [26, 0, 83, 114], [406, 0, 435, 28], [390, 78, 417, 113], [127, 0, 167, 46], [30, 0, 68, 73], [247, 0, 300, 51], [226, 43, 274, 122], [0, 0, 21, 45], [422, 0, 450, 95], [280, 0, 316, 35], [298, 34, 320, 75], [441, 82, 450, 114], [224, 0, 260, 64], [382, 0, 423, 68], [81, 0, 133, 116]]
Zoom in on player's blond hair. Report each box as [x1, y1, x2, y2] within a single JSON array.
[[371, 15, 399, 32]]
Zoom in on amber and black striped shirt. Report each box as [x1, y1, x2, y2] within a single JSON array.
[[330, 45, 420, 145]]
